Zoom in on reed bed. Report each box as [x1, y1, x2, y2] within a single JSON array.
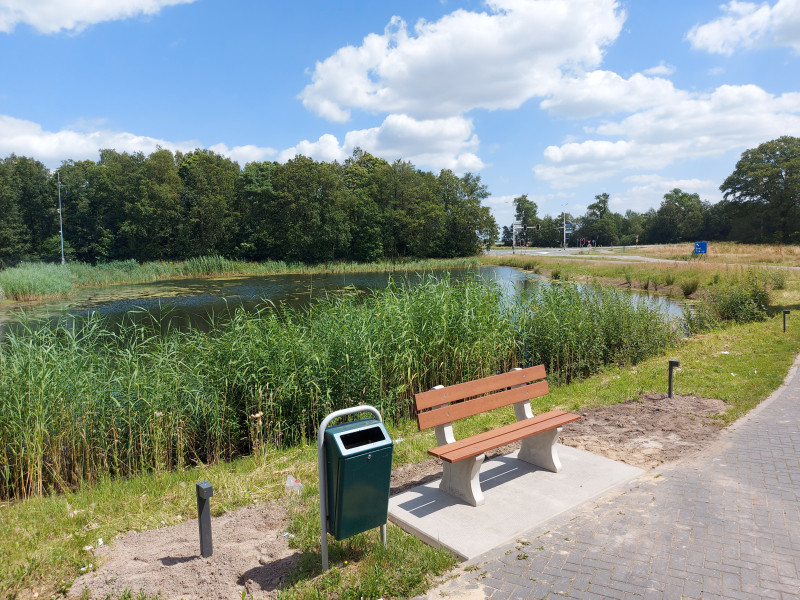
[[0, 257, 480, 302], [0, 276, 678, 500]]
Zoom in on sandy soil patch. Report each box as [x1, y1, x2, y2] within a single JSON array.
[[69, 393, 726, 599]]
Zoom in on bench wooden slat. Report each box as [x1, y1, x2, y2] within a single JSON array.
[[414, 364, 546, 411], [429, 410, 581, 463], [416, 379, 549, 430]]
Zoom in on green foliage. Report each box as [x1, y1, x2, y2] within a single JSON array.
[[0, 262, 75, 300], [706, 270, 771, 323], [680, 278, 700, 297], [681, 301, 718, 335], [721, 136, 800, 242], [0, 276, 677, 500], [0, 149, 497, 265], [513, 284, 679, 385]]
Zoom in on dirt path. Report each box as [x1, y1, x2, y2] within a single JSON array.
[[68, 393, 727, 600]]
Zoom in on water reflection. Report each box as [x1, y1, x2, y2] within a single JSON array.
[[0, 266, 684, 338]]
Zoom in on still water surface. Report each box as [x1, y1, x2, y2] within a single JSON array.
[[0, 266, 683, 336]]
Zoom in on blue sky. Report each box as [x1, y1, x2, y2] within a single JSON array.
[[1, 0, 799, 228]]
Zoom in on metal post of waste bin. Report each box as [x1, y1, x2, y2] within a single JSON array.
[[784, 310, 790, 332], [196, 480, 213, 557], [668, 360, 680, 398], [318, 405, 384, 571]]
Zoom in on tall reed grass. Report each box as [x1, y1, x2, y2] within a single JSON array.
[[0, 276, 678, 499], [0, 262, 74, 300]]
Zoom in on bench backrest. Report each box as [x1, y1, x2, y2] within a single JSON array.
[[414, 365, 549, 431]]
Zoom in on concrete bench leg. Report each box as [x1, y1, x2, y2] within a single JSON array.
[[440, 453, 485, 507], [518, 426, 563, 472]]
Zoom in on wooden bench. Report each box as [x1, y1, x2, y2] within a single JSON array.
[[414, 365, 581, 507]]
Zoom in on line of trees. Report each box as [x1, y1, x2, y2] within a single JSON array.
[[0, 148, 498, 266], [503, 136, 800, 248]]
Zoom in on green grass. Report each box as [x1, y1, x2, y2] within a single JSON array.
[[0, 276, 676, 501], [3, 257, 800, 599], [3, 310, 799, 600]]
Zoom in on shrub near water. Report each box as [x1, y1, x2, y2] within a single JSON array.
[[0, 277, 678, 500]]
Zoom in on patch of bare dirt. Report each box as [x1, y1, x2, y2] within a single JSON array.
[[68, 503, 300, 600], [559, 393, 728, 470], [68, 393, 727, 600]]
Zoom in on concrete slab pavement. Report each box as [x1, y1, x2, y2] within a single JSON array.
[[388, 445, 643, 560], [416, 355, 800, 599]]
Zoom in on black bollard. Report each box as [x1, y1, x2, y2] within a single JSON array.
[[668, 360, 680, 398], [196, 480, 213, 557], [784, 310, 790, 333]]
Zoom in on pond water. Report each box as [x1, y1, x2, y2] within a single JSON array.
[[0, 266, 684, 337]]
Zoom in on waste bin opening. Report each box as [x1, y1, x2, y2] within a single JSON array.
[[340, 426, 386, 450]]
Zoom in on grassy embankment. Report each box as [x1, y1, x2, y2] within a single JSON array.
[[481, 248, 789, 305], [0, 256, 479, 303], [2, 248, 800, 599], [629, 241, 800, 265]]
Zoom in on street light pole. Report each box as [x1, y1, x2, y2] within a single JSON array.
[[57, 172, 65, 265]]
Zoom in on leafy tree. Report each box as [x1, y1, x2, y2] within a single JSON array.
[[438, 170, 497, 256], [0, 158, 30, 264], [500, 225, 513, 246], [269, 156, 351, 262], [4, 156, 53, 257], [720, 136, 800, 242], [580, 193, 619, 245], [512, 194, 538, 245], [177, 149, 241, 257], [648, 188, 704, 243], [236, 160, 281, 260], [342, 149, 387, 262], [57, 159, 109, 263]]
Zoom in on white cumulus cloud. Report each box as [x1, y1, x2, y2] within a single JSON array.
[[0, 114, 277, 168], [208, 143, 277, 166], [615, 174, 719, 212], [300, 0, 625, 122], [533, 84, 800, 187], [688, 0, 800, 55], [0, 0, 197, 34], [540, 70, 685, 118], [280, 114, 485, 173]]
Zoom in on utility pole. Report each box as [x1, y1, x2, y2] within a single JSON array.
[[511, 222, 525, 254], [57, 172, 65, 265]]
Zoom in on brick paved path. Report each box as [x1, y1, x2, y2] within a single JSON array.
[[420, 361, 800, 600]]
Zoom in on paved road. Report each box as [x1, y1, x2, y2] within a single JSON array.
[[487, 247, 670, 262], [420, 357, 800, 599]]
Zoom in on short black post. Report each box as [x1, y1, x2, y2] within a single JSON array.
[[784, 310, 790, 332], [196, 480, 213, 558], [668, 360, 680, 398]]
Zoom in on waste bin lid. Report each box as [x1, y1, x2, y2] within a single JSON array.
[[325, 418, 392, 457]]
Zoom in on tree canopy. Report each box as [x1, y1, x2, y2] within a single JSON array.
[[0, 148, 498, 265], [720, 136, 800, 242]]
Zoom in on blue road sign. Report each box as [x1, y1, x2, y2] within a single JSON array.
[[564, 223, 574, 233], [694, 241, 707, 254]]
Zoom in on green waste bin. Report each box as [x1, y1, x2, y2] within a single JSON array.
[[324, 417, 393, 540]]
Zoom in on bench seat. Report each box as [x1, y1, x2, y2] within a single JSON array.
[[414, 365, 580, 506], [428, 409, 581, 463]]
